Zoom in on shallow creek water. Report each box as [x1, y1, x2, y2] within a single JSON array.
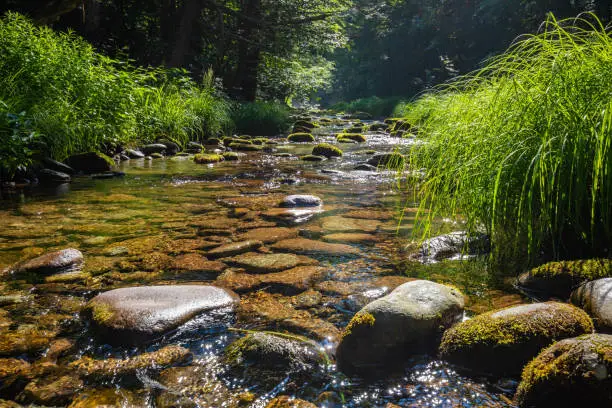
[[0, 119, 524, 407]]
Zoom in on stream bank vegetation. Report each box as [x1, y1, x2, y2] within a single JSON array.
[[402, 14, 612, 271], [0, 12, 232, 178]]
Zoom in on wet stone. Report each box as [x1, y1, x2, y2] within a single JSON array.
[[84, 285, 239, 345], [266, 396, 317, 408], [262, 207, 323, 225], [322, 233, 380, 243], [229, 253, 303, 273], [170, 253, 227, 276], [571, 278, 612, 332], [321, 216, 381, 233], [19, 375, 83, 406], [207, 240, 263, 259], [272, 238, 361, 257], [10, 249, 83, 277], [239, 227, 299, 244], [68, 389, 148, 408], [279, 195, 322, 208], [215, 266, 325, 295]]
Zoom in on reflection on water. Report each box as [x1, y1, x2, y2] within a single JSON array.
[[0, 123, 520, 407]]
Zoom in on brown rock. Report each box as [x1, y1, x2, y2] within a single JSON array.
[[322, 233, 380, 243], [20, 375, 83, 406], [239, 227, 299, 244], [170, 253, 227, 275], [320, 216, 381, 233], [229, 253, 302, 273], [266, 396, 317, 408], [271, 238, 361, 256], [11, 249, 83, 276], [207, 240, 263, 259], [216, 266, 325, 294]]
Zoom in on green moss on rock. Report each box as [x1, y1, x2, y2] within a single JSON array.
[[228, 142, 263, 151], [194, 153, 224, 164], [439, 302, 594, 376], [336, 133, 366, 143], [514, 333, 612, 407], [312, 143, 343, 158], [287, 133, 315, 143], [342, 311, 375, 339]]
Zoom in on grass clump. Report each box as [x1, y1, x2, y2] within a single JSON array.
[[312, 143, 343, 158], [287, 133, 315, 143], [402, 14, 612, 267], [0, 12, 231, 171], [232, 101, 292, 136]]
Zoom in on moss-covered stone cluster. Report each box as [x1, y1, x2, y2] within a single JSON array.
[[312, 143, 343, 158]]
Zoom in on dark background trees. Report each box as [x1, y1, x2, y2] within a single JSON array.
[[1, 0, 611, 104]]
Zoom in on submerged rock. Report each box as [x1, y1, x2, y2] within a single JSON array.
[[65, 152, 113, 174], [279, 195, 322, 208], [207, 240, 263, 259], [518, 259, 612, 299], [229, 253, 302, 273], [68, 389, 148, 408], [336, 280, 465, 375], [70, 345, 191, 380], [415, 231, 490, 262], [321, 216, 381, 233], [571, 278, 612, 332], [10, 248, 83, 277], [439, 302, 594, 376], [266, 396, 317, 408], [514, 334, 612, 407], [216, 266, 325, 295], [19, 375, 83, 406], [83, 285, 239, 344], [272, 238, 361, 257], [239, 227, 299, 244]]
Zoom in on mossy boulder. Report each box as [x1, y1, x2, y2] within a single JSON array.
[[222, 152, 244, 161], [439, 302, 594, 376], [345, 125, 366, 133], [224, 137, 252, 145], [336, 280, 465, 376], [287, 133, 315, 143], [336, 133, 366, 143], [293, 120, 317, 129], [571, 278, 612, 332], [367, 152, 405, 170], [514, 333, 612, 407], [65, 152, 114, 174], [228, 142, 263, 151], [252, 137, 270, 145], [518, 259, 612, 298], [194, 153, 224, 164], [301, 155, 326, 162], [369, 123, 388, 132], [312, 143, 343, 158], [225, 332, 325, 373]]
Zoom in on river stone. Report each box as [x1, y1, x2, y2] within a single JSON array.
[[141, 143, 167, 155], [279, 195, 322, 208], [11, 249, 83, 276], [321, 216, 381, 233], [207, 240, 263, 259], [239, 227, 299, 244], [170, 253, 227, 276], [262, 207, 324, 225], [226, 332, 325, 373], [42, 157, 74, 174], [68, 389, 148, 408], [65, 152, 113, 173], [272, 238, 361, 257], [571, 278, 612, 332], [354, 163, 377, 171], [439, 302, 594, 376], [416, 231, 490, 262], [266, 396, 317, 408], [336, 280, 465, 375], [37, 169, 71, 183], [518, 259, 612, 299], [322, 233, 380, 243], [514, 334, 612, 407], [230, 253, 302, 273], [216, 266, 325, 294], [125, 149, 145, 159], [83, 285, 239, 344], [20, 375, 83, 406]]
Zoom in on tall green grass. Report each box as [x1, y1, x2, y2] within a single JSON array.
[[231, 101, 292, 136], [403, 14, 612, 268], [0, 12, 231, 168]]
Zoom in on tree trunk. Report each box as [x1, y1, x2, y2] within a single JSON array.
[[232, 0, 262, 101], [169, 0, 205, 68]]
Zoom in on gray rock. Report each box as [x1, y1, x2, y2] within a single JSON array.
[[42, 158, 74, 175], [336, 280, 465, 375], [439, 302, 594, 376], [515, 334, 612, 407], [354, 163, 377, 171], [124, 149, 145, 159], [37, 169, 71, 183], [11, 249, 83, 276], [571, 278, 612, 332], [159, 140, 180, 155], [84, 285, 239, 345], [141, 144, 167, 155], [416, 231, 490, 262], [280, 195, 322, 208]]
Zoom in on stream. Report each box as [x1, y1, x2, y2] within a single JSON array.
[[0, 116, 524, 407]]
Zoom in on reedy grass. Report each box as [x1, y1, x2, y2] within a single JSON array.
[[231, 101, 292, 136], [0, 12, 231, 166], [332, 96, 406, 118], [402, 14, 612, 268]]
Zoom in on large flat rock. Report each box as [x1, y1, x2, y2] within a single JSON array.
[[271, 238, 361, 257], [11, 249, 83, 276], [84, 285, 239, 345]]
